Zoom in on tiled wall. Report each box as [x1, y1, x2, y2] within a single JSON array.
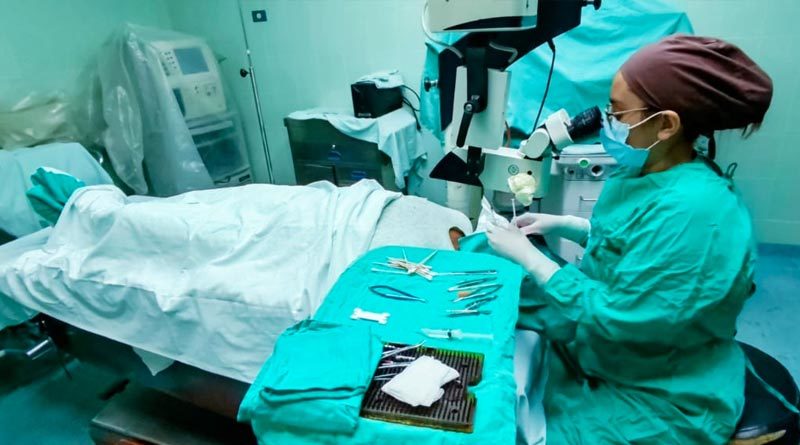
[[173, 0, 799, 243], [674, 0, 800, 244], [221, 0, 430, 186], [3, 0, 796, 244], [0, 0, 172, 105], [165, 0, 432, 186], [165, 0, 273, 185]]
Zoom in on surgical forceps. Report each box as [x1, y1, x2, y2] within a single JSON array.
[[371, 249, 438, 280], [369, 285, 427, 303], [431, 270, 498, 277], [446, 309, 492, 317], [371, 248, 498, 280], [377, 361, 414, 369], [381, 342, 425, 359], [407, 250, 437, 275], [464, 294, 498, 310], [447, 277, 497, 292], [452, 284, 502, 303]]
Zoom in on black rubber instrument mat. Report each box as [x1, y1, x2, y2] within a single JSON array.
[[360, 343, 484, 433]]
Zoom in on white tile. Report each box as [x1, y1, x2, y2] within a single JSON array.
[[766, 180, 800, 222], [761, 0, 800, 37], [773, 132, 800, 180], [755, 219, 800, 245], [735, 178, 777, 221], [716, 130, 781, 180]]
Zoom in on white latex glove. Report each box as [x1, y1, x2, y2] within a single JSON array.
[[486, 223, 560, 285], [512, 213, 590, 246]]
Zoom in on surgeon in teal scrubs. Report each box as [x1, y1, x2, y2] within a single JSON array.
[[487, 35, 774, 444]]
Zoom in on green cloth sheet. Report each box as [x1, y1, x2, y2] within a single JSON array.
[[239, 246, 524, 444]]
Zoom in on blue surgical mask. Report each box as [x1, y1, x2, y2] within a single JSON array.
[[600, 112, 663, 173]]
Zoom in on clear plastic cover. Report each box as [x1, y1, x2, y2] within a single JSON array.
[[0, 92, 80, 150], [81, 24, 231, 196]]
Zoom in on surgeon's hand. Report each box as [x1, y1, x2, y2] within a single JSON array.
[[512, 213, 591, 245], [486, 223, 560, 285]]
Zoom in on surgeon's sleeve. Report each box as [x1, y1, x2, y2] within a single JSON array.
[[530, 199, 748, 345], [517, 275, 577, 342]]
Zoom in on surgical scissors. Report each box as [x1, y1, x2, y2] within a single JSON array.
[[370, 285, 427, 303]]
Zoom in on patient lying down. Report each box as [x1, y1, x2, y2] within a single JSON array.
[[1, 177, 471, 382], [27, 167, 471, 254]]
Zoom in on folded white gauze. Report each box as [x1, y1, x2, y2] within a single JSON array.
[[381, 356, 460, 407]]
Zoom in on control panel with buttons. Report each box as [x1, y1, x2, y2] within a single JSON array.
[[151, 39, 227, 121]]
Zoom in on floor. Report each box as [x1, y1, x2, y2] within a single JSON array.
[[0, 360, 120, 444], [0, 244, 797, 444], [736, 243, 800, 383]]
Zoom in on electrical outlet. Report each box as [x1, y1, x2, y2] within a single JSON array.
[[251, 9, 267, 22]]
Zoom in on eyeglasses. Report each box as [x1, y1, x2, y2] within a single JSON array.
[[604, 103, 650, 125]]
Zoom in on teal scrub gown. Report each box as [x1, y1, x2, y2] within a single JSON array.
[[521, 159, 756, 444]]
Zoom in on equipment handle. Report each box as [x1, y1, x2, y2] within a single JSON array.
[[327, 148, 342, 161], [456, 99, 478, 148], [350, 170, 368, 180]]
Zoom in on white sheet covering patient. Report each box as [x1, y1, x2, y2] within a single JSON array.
[[0, 180, 471, 382]]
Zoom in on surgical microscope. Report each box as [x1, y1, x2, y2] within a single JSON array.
[[424, 0, 603, 217]]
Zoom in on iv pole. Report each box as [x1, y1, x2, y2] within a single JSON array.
[[237, 1, 275, 184]]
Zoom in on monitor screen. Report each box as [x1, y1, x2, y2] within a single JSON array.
[[174, 47, 209, 75]]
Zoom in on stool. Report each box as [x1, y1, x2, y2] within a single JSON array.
[[731, 342, 800, 445]]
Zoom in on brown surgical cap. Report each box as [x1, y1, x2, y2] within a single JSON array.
[[620, 34, 773, 149]]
